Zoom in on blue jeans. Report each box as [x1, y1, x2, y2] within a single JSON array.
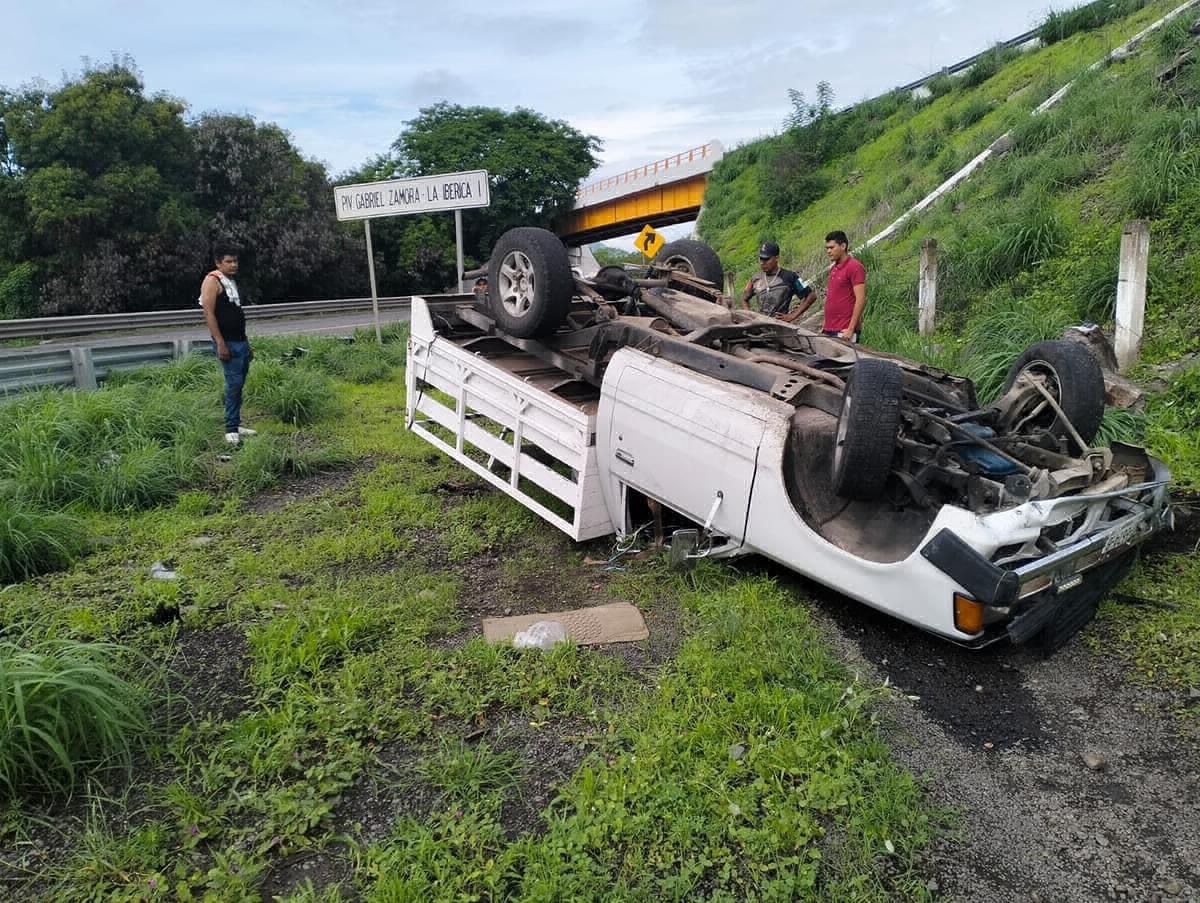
[[216, 340, 251, 432]]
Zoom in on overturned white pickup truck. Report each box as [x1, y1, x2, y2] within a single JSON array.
[[406, 227, 1172, 649]]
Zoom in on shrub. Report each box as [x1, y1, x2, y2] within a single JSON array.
[[0, 634, 150, 796], [246, 363, 336, 425], [0, 498, 86, 584], [1040, 0, 1150, 44], [231, 434, 349, 493]]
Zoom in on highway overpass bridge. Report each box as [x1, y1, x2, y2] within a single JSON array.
[[554, 141, 723, 245]]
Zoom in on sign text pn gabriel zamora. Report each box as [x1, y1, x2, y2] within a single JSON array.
[[334, 170, 491, 221]]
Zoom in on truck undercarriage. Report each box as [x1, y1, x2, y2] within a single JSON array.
[[407, 228, 1172, 649]]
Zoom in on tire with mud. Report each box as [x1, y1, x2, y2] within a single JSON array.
[[1001, 340, 1105, 445], [831, 358, 903, 500], [487, 227, 574, 338], [654, 239, 725, 286]]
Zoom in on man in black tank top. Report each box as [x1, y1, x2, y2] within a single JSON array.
[[199, 241, 256, 444]]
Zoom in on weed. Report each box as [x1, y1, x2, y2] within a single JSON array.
[[0, 498, 86, 583], [247, 363, 337, 425], [0, 633, 150, 796], [230, 433, 349, 494], [417, 738, 521, 806], [1040, 0, 1151, 44]]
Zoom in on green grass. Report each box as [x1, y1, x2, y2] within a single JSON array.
[[0, 364, 938, 900], [0, 497, 87, 583], [1096, 540, 1200, 700], [0, 634, 151, 797], [0, 328, 408, 584]]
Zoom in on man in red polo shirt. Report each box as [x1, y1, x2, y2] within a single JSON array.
[[822, 230, 866, 342]]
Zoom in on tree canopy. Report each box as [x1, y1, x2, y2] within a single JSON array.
[[0, 65, 599, 317]]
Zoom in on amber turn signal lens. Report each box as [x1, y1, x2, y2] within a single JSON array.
[[954, 593, 984, 635]]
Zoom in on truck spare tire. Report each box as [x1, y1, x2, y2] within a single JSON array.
[[488, 227, 574, 338], [999, 340, 1105, 446], [654, 239, 725, 286], [831, 358, 903, 500]]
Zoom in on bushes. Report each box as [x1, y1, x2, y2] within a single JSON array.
[[246, 362, 337, 425], [0, 634, 150, 796], [1039, 0, 1150, 44], [0, 498, 86, 583]]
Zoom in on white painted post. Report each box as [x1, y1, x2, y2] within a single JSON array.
[[1115, 220, 1150, 372], [364, 220, 383, 344], [918, 238, 938, 337]]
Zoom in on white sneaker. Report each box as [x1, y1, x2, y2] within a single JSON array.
[[237, 426, 257, 436], [224, 432, 240, 445]]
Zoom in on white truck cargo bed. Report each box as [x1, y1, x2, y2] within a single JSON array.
[[405, 296, 613, 540]]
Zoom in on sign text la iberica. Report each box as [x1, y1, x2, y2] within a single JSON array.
[[333, 170, 490, 221]]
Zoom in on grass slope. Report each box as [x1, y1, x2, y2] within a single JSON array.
[[699, 0, 1200, 692]]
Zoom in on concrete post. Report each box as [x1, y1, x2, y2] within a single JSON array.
[[69, 346, 97, 390], [918, 239, 939, 337], [1115, 220, 1150, 372]]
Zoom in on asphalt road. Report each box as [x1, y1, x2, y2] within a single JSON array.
[[13, 309, 413, 351]]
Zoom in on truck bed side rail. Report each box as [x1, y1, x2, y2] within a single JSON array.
[[405, 297, 614, 541]]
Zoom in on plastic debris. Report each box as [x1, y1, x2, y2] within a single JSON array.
[[148, 561, 177, 580], [512, 620, 568, 650]]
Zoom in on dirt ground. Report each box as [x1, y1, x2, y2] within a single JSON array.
[[791, 510, 1200, 903]]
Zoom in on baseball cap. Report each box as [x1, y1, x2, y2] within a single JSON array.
[[758, 241, 780, 259]]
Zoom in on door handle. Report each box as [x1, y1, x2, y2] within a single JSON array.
[[615, 449, 635, 466]]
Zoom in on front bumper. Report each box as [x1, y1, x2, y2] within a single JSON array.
[[919, 458, 1172, 646]]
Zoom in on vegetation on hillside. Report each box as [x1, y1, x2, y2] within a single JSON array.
[[699, 0, 1200, 489]]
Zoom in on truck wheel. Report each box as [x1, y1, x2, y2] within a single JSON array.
[[488, 227, 574, 338], [1000, 340, 1104, 445], [654, 239, 725, 286], [831, 359, 903, 500]]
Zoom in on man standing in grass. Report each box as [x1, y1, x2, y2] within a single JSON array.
[[820, 230, 866, 342], [199, 241, 256, 445]]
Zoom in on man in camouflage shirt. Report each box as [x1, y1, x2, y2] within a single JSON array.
[[740, 241, 813, 318]]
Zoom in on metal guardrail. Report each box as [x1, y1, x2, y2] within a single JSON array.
[[895, 27, 1043, 94], [575, 143, 720, 200], [0, 339, 213, 394], [0, 295, 416, 340]]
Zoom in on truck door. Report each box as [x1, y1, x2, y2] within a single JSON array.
[[601, 357, 767, 543]]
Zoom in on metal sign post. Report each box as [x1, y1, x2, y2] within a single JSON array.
[[333, 170, 491, 341], [455, 209, 465, 294], [363, 219, 382, 343]]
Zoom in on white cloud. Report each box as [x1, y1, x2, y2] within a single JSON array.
[[3, 0, 1056, 178]]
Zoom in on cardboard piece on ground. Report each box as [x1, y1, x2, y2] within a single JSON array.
[[482, 602, 648, 646]]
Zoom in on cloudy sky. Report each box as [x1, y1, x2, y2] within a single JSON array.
[[6, 0, 1059, 245]]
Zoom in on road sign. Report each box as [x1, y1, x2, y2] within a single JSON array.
[[334, 170, 491, 222], [636, 224, 664, 258], [333, 170, 491, 342]]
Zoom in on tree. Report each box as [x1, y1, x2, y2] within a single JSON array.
[[389, 103, 600, 261], [0, 61, 200, 315], [191, 115, 353, 302]]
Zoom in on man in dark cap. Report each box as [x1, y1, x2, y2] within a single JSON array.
[[740, 241, 813, 319]]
